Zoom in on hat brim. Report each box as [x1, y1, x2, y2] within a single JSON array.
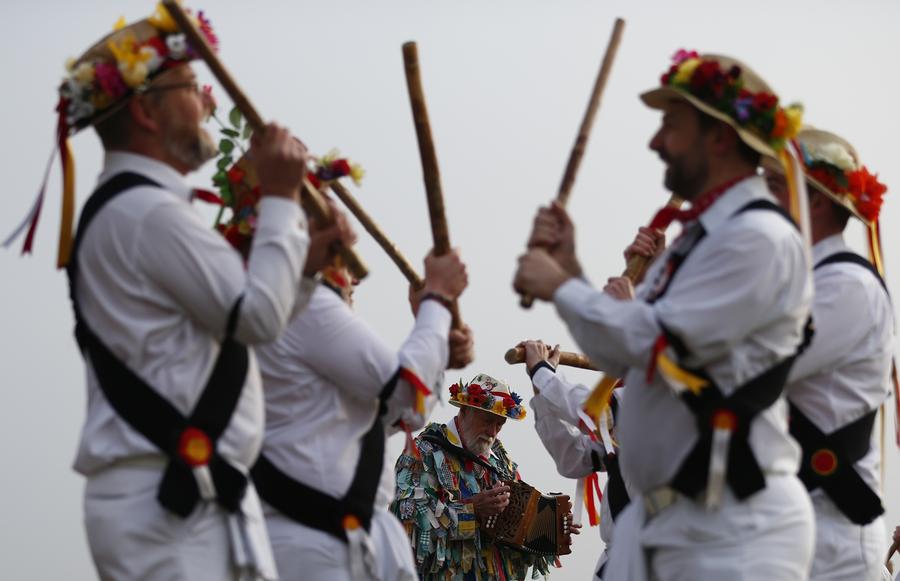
[[761, 156, 870, 225], [641, 86, 777, 160], [449, 399, 524, 421]]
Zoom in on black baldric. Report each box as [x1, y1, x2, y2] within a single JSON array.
[[68, 172, 251, 518]]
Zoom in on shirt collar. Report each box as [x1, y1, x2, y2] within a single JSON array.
[[812, 233, 848, 264], [99, 151, 194, 201], [698, 174, 773, 233]]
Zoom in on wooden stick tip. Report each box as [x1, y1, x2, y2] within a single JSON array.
[[504, 348, 522, 365]]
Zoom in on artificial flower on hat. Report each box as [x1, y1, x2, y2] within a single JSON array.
[[448, 373, 527, 421], [641, 49, 803, 159], [794, 128, 887, 226], [60, 2, 218, 131]]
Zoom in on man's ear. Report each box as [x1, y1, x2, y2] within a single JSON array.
[[127, 95, 161, 134]]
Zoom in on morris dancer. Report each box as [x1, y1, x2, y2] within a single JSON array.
[[392, 374, 571, 580], [54, 6, 347, 580], [518, 340, 632, 580], [765, 128, 892, 581], [514, 51, 814, 580], [251, 251, 472, 581]]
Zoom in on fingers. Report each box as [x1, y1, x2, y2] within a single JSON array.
[[423, 248, 468, 300], [602, 276, 635, 300]]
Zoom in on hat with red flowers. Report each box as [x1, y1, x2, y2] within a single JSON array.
[[4, 2, 219, 268], [789, 128, 887, 227], [641, 50, 803, 159], [448, 373, 526, 421]]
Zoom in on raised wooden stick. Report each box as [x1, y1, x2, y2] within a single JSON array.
[[163, 0, 368, 280], [582, 194, 683, 417], [505, 347, 597, 371], [402, 41, 462, 328], [329, 180, 424, 288], [521, 18, 625, 308]]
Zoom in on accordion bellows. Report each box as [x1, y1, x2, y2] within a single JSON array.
[[480, 480, 573, 556]]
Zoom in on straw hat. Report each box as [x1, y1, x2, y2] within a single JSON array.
[[448, 373, 526, 421], [59, 3, 218, 132], [792, 128, 886, 226], [641, 50, 803, 159]]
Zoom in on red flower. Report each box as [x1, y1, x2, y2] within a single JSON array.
[[178, 427, 212, 467], [847, 166, 887, 222], [467, 384, 483, 397], [449, 383, 459, 397], [307, 173, 322, 189], [469, 394, 487, 407], [331, 159, 352, 177], [752, 92, 777, 112], [227, 165, 246, 185], [146, 37, 169, 58]]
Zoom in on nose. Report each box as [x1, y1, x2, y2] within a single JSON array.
[[648, 127, 663, 154]]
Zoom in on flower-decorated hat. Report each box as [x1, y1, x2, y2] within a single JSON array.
[[4, 2, 218, 268], [448, 373, 526, 421], [641, 50, 803, 159], [792, 128, 887, 227]]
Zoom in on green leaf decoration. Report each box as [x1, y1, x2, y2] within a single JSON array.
[[242, 123, 253, 140], [220, 128, 240, 138], [219, 139, 234, 154], [217, 155, 233, 170], [228, 106, 243, 129]]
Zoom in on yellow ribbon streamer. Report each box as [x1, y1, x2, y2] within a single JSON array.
[[56, 138, 75, 269]]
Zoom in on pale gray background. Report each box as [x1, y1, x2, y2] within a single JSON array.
[[1, 1, 897, 578]]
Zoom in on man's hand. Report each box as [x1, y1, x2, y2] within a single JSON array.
[[527, 202, 582, 278], [603, 276, 635, 301], [250, 123, 308, 202], [519, 340, 560, 378], [623, 226, 665, 284], [513, 248, 572, 302], [422, 249, 468, 301], [471, 483, 510, 520], [302, 199, 357, 277], [447, 324, 475, 369]]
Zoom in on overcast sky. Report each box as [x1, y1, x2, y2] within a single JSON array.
[[2, 1, 898, 578]]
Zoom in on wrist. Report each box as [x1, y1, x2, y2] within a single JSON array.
[[528, 360, 555, 379], [421, 290, 454, 311]]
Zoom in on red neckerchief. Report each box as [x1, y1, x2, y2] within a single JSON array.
[[648, 173, 755, 230]]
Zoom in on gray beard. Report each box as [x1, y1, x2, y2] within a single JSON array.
[[164, 126, 217, 172]]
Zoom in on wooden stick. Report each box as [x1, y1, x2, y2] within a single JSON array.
[[402, 41, 462, 328], [163, 0, 368, 280], [505, 347, 597, 371], [329, 180, 424, 288], [582, 194, 683, 417], [520, 18, 625, 309]]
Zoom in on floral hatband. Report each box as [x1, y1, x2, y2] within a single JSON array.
[[647, 49, 802, 156], [448, 376, 526, 421], [59, 3, 218, 131]]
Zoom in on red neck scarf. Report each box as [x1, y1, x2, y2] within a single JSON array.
[[649, 173, 755, 231]]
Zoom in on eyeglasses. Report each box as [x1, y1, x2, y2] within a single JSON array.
[[138, 81, 203, 96]]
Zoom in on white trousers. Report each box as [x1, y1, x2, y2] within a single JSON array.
[[84, 458, 276, 581], [264, 503, 417, 581], [606, 474, 814, 581], [809, 493, 887, 581]]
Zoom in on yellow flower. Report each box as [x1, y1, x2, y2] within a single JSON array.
[[65, 57, 77, 72], [457, 394, 468, 404], [492, 400, 505, 414], [238, 220, 251, 235], [120, 62, 149, 88], [148, 2, 179, 32], [673, 58, 701, 85], [113, 16, 127, 31], [783, 104, 803, 140], [73, 62, 95, 86], [349, 164, 365, 186]]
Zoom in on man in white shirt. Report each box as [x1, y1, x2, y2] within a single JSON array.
[[765, 128, 893, 581], [513, 51, 814, 580], [62, 10, 348, 580], [252, 256, 472, 581], [520, 340, 632, 581]]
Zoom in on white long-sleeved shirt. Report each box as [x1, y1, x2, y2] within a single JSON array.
[[553, 176, 813, 494], [73, 152, 315, 475], [255, 284, 450, 508], [787, 234, 894, 494]]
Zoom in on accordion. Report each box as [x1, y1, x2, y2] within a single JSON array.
[[480, 480, 573, 556]]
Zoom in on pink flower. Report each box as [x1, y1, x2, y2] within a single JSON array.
[[94, 62, 128, 99]]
